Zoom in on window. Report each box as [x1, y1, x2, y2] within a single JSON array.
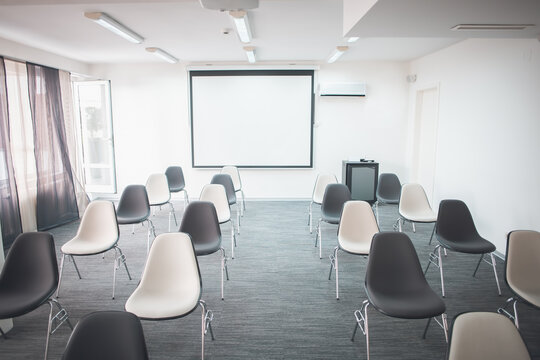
[[73, 80, 117, 193]]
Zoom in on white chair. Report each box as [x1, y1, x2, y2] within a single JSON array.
[[328, 201, 379, 299], [125, 233, 214, 360], [221, 166, 245, 216], [146, 173, 177, 232], [447, 312, 531, 360], [200, 184, 237, 259], [395, 183, 437, 243], [57, 200, 132, 299], [308, 174, 338, 234]]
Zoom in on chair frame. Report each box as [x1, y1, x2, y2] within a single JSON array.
[[57, 202, 132, 299], [497, 230, 540, 329], [221, 166, 245, 216], [373, 173, 401, 224], [393, 183, 436, 243], [146, 174, 178, 232], [165, 166, 190, 209], [308, 174, 338, 234]]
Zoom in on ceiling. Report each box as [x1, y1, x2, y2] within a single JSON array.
[[0, 0, 538, 65]]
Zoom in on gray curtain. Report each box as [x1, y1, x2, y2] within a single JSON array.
[[26, 63, 78, 230], [0, 57, 23, 249]]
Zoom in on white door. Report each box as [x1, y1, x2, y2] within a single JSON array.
[[73, 81, 117, 193], [412, 87, 439, 203]]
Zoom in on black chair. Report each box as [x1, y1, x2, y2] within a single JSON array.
[[373, 173, 401, 223], [0, 232, 73, 359], [165, 166, 189, 206], [446, 312, 531, 360], [315, 183, 351, 259], [425, 199, 501, 297], [179, 201, 230, 300], [211, 173, 240, 234], [63, 311, 149, 360], [116, 185, 156, 254], [352, 232, 447, 359], [497, 230, 540, 329]]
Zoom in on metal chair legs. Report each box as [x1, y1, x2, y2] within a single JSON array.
[[315, 219, 323, 259], [44, 298, 73, 359], [473, 253, 501, 295], [308, 201, 314, 233], [498, 297, 520, 328], [168, 202, 178, 232], [425, 245, 445, 297], [328, 247, 339, 299], [56, 254, 81, 298], [352, 300, 370, 359], [220, 247, 230, 300], [199, 300, 215, 360], [112, 246, 132, 299], [422, 313, 448, 342], [146, 219, 156, 254]]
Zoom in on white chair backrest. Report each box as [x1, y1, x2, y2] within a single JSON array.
[[506, 230, 540, 305], [338, 201, 379, 253], [76, 200, 118, 247], [221, 166, 242, 191], [312, 174, 338, 204], [135, 233, 201, 309], [399, 183, 433, 216], [200, 184, 231, 223], [146, 173, 170, 206]]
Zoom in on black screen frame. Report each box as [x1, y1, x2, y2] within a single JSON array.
[[189, 69, 315, 169]]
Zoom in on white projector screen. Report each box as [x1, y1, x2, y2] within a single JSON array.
[[190, 70, 314, 168]]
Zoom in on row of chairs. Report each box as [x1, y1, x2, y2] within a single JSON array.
[[308, 173, 539, 359]]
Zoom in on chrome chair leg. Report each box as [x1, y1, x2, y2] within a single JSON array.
[[490, 253, 502, 295], [56, 254, 66, 298], [199, 300, 215, 360], [112, 246, 131, 299], [308, 201, 313, 233], [374, 201, 379, 225], [220, 247, 229, 300], [429, 225, 436, 245], [44, 298, 72, 359], [498, 297, 520, 328], [352, 300, 370, 360], [71, 255, 82, 279], [328, 247, 340, 299], [425, 245, 445, 297]]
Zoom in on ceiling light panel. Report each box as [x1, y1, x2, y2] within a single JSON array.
[[451, 24, 535, 31], [84, 12, 144, 44], [229, 10, 252, 43], [327, 46, 349, 63], [243, 46, 256, 63], [146, 47, 179, 63]]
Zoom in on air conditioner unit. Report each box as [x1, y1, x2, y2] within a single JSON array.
[[319, 83, 367, 97], [199, 0, 259, 10]]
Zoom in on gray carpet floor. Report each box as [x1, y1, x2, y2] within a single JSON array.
[[1, 200, 539, 359]]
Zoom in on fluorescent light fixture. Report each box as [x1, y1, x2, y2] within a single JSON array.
[[327, 46, 349, 63], [229, 10, 252, 43], [451, 24, 535, 31], [347, 37, 360, 43], [243, 46, 256, 63], [146, 47, 179, 63], [84, 12, 144, 44]]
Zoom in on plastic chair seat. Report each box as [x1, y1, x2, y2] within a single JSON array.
[[61, 237, 115, 255], [438, 234, 496, 254], [194, 242, 222, 256], [0, 287, 54, 319], [339, 234, 371, 254], [321, 212, 341, 224], [376, 173, 401, 204], [117, 213, 149, 225], [125, 288, 200, 320], [399, 208, 436, 222], [367, 287, 446, 319], [448, 312, 531, 360]]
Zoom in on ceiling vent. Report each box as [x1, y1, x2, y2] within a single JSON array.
[[199, 0, 259, 11], [451, 24, 535, 31]]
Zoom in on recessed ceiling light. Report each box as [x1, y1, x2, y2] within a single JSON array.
[[84, 12, 144, 44], [229, 10, 252, 43], [328, 46, 349, 63], [146, 48, 179, 63], [347, 37, 360, 43], [451, 24, 535, 31], [243, 46, 256, 63]]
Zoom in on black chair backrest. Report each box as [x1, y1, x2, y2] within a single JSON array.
[[179, 201, 222, 247], [436, 199, 480, 242], [365, 232, 429, 297], [63, 311, 149, 360], [321, 183, 351, 219], [165, 166, 186, 192], [211, 174, 236, 205], [0, 232, 58, 316], [376, 173, 401, 202], [116, 185, 150, 220]]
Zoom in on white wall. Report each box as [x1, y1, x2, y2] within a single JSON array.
[[0, 37, 91, 75], [92, 61, 410, 199], [408, 38, 540, 253]]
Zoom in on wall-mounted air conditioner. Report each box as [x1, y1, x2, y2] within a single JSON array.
[[319, 83, 367, 97]]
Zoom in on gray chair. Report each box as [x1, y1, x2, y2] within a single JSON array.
[[425, 199, 501, 297], [373, 173, 401, 224], [179, 201, 230, 300], [447, 312, 530, 360], [308, 174, 338, 234], [0, 232, 73, 359], [211, 173, 240, 234], [165, 166, 189, 207], [497, 230, 540, 328], [315, 183, 351, 259], [352, 232, 448, 360], [63, 311, 149, 360]]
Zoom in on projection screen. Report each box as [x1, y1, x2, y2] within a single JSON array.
[[189, 70, 314, 168]]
